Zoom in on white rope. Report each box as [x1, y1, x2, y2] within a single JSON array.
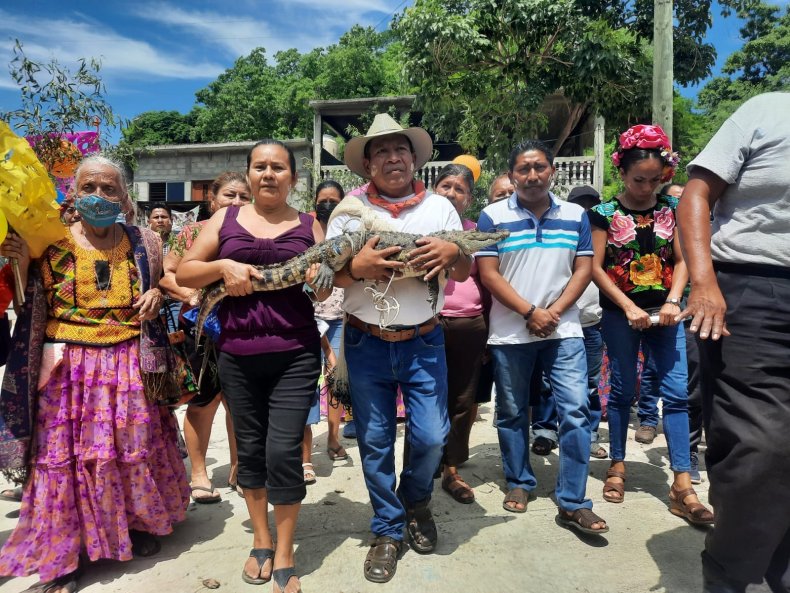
[[363, 271, 401, 328]]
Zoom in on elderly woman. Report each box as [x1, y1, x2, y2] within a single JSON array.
[[0, 155, 190, 593], [432, 163, 488, 505], [177, 139, 330, 593]]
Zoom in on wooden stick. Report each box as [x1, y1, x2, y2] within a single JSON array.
[[11, 258, 25, 307]]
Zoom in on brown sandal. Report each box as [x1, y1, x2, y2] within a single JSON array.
[[364, 536, 402, 583], [442, 473, 475, 504], [556, 508, 609, 535], [669, 485, 715, 525], [502, 487, 529, 513], [602, 468, 626, 503]]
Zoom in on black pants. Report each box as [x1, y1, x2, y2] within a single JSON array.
[[218, 346, 320, 504], [699, 268, 790, 591], [686, 325, 704, 453]]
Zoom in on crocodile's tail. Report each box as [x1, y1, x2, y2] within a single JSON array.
[[326, 317, 352, 412], [195, 282, 226, 344]]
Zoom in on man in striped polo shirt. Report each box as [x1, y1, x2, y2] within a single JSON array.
[[477, 139, 608, 534]]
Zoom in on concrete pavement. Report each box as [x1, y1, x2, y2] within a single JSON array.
[[0, 404, 771, 593]]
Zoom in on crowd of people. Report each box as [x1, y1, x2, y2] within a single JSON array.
[[0, 91, 787, 593]]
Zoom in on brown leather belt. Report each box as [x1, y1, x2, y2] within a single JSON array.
[[346, 314, 438, 343]]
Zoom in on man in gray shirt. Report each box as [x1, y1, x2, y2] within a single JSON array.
[[678, 92, 790, 593]]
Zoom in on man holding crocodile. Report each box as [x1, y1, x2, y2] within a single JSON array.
[[327, 114, 472, 584]]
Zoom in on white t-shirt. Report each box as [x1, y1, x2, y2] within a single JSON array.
[[687, 92, 790, 268], [326, 191, 463, 326]]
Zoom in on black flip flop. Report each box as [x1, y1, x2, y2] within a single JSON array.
[[242, 548, 274, 585]]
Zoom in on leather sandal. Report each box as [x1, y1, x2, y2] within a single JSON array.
[[602, 468, 626, 503], [364, 536, 402, 583], [442, 473, 475, 504], [502, 487, 529, 513], [405, 500, 438, 553], [669, 485, 715, 526], [556, 508, 609, 535], [272, 566, 301, 593], [241, 548, 274, 585]]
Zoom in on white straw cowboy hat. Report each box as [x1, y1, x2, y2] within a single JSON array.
[[344, 113, 433, 179]]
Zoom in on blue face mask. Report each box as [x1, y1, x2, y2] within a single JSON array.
[[75, 195, 123, 228]]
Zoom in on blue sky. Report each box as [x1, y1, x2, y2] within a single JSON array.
[[0, 1, 761, 143]]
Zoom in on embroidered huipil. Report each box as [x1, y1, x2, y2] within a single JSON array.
[[587, 193, 679, 311], [40, 232, 141, 345]]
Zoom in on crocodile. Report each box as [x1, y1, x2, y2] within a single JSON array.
[[195, 228, 509, 341]]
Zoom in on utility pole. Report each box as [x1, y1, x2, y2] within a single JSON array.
[[653, 0, 673, 142]]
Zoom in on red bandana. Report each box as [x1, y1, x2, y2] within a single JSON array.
[[367, 180, 427, 218]]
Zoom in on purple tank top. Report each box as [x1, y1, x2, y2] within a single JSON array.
[[216, 207, 320, 355]]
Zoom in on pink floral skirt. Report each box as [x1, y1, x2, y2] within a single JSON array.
[[0, 339, 190, 581]]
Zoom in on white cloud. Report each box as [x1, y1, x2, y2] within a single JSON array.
[[131, 0, 407, 60], [131, 2, 342, 57], [0, 9, 224, 82]]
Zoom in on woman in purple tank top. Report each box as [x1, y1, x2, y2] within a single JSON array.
[[178, 140, 330, 593]]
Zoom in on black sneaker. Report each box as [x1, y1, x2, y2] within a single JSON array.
[[531, 436, 557, 456], [689, 451, 703, 484], [405, 500, 437, 554]]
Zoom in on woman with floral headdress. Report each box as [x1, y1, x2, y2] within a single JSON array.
[[588, 125, 713, 525]]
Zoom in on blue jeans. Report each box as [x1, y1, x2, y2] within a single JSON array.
[[601, 310, 691, 471], [344, 324, 449, 540], [491, 338, 593, 511], [637, 344, 661, 427], [531, 325, 604, 445]]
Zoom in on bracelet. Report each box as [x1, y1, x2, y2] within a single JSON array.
[[523, 304, 537, 321], [347, 261, 363, 282]]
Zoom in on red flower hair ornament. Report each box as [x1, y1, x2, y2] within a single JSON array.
[[611, 124, 680, 182]]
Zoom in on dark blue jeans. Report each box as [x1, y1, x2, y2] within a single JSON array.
[[601, 311, 690, 471], [531, 324, 604, 445], [491, 338, 593, 511], [344, 324, 449, 540]]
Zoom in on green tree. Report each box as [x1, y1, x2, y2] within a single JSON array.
[[2, 40, 123, 168], [396, 0, 652, 166], [122, 109, 199, 147], [395, 0, 762, 167], [697, 2, 789, 132], [158, 26, 405, 144]]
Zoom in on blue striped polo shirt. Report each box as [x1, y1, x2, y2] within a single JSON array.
[[477, 192, 593, 344]]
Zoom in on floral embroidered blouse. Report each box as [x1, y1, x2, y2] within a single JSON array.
[[587, 194, 679, 311]]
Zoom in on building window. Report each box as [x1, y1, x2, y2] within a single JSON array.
[[166, 182, 185, 202], [149, 182, 166, 201]]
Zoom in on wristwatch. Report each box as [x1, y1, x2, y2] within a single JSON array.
[[665, 298, 681, 306]]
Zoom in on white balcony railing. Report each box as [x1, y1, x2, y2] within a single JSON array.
[[320, 155, 597, 197]]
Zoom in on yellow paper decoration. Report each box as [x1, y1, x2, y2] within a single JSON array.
[[0, 210, 7, 245], [0, 121, 66, 257]]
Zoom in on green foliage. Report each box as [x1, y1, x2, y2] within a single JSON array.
[[695, 3, 789, 143], [2, 40, 124, 168], [395, 0, 768, 169], [122, 109, 200, 146], [396, 0, 653, 168], [128, 26, 406, 146]]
